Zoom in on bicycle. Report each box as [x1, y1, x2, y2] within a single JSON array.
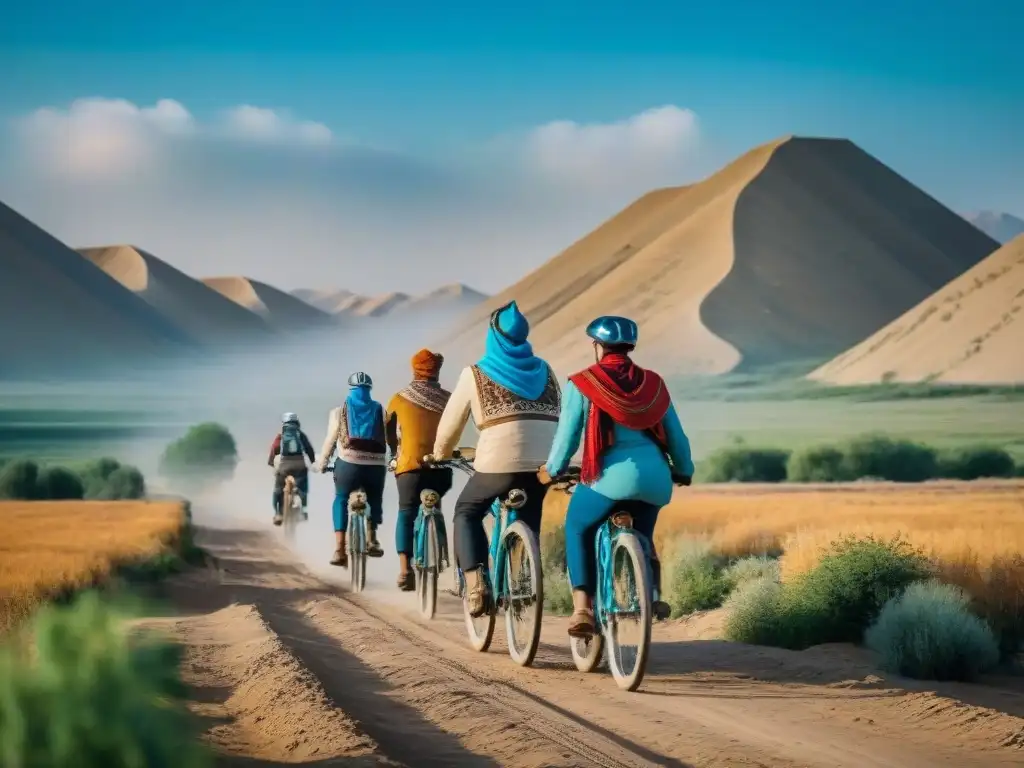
[[387, 459, 451, 619], [431, 448, 545, 668], [325, 463, 371, 593], [548, 467, 684, 692], [281, 475, 305, 542]]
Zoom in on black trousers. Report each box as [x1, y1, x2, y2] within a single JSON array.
[[453, 470, 547, 571], [395, 468, 454, 555]]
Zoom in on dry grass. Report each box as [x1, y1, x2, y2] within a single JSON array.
[[543, 481, 1024, 631], [0, 501, 186, 631]]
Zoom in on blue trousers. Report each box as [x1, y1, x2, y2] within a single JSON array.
[[564, 484, 660, 596], [332, 460, 386, 532]]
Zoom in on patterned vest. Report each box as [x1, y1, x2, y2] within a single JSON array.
[[470, 364, 561, 430]]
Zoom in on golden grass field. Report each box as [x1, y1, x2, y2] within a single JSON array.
[[543, 481, 1024, 626], [0, 500, 186, 631]]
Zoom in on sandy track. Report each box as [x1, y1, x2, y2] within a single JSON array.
[[166, 526, 1024, 767]]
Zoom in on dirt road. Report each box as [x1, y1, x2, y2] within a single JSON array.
[[161, 525, 1024, 767]]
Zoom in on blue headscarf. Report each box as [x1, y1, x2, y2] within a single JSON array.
[[476, 301, 549, 400], [345, 385, 383, 440]]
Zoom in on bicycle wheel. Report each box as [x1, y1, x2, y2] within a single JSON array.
[[282, 482, 296, 541], [604, 533, 652, 692], [569, 565, 604, 672], [418, 515, 439, 619], [463, 514, 496, 652], [349, 515, 367, 593], [501, 520, 544, 667]]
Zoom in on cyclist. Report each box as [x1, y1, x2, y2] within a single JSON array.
[[542, 316, 694, 638], [429, 300, 561, 618], [316, 372, 388, 567], [268, 412, 316, 526], [385, 348, 453, 591]]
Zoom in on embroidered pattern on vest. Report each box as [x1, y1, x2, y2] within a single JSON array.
[[470, 364, 560, 430], [397, 381, 451, 414]]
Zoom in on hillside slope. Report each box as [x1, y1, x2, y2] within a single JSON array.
[[440, 137, 998, 377], [202, 277, 335, 331], [82, 246, 273, 344], [809, 234, 1024, 385], [0, 201, 194, 375]]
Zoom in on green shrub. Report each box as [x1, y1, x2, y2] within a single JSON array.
[[724, 555, 780, 588], [99, 466, 146, 500], [0, 459, 41, 500], [79, 457, 123, 498], [159, 422, 238, 487], [666, 540, 730, 617], [703, 447, 790, 483], [722, 577, 822, 648], [0, 592, 211, 768], [790, 534, 931, 646], [865, 581, 1000, 681], [838, 434, 938, 482], [787, 446, 854, 482], [35, 466, 86, 500], [543, 567, 574, 616], [937, 446, 1016, 480]]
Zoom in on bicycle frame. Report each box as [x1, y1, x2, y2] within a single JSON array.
[[594, 515, 657, 628]]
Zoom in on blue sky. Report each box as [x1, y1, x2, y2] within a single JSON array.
[[1, 0, 1020, 292]]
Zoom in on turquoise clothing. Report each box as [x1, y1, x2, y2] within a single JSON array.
[[476, 301, 548, 400], [545, 379, 694, 502]]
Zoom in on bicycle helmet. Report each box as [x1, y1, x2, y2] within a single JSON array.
[[585, 316, 638, 347], [281, 412, 299, 425], [348, 371, 373, 388]]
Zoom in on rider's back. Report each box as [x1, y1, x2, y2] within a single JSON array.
[[387, 389, 447, 474]]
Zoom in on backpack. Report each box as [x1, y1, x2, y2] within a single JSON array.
[[280, 423, 303, 458]]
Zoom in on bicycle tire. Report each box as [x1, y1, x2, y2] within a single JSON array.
[[501, 519, 544, 667], [604, 533, 651, 692], [282, 479, 296, 541], [349, 513, 367, 593], [418, 515, 439, 619]]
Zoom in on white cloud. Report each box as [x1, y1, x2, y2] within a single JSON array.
[[525, 105, 699, 188], [3, 98, 707, 293], [220, 105, 333, 146]]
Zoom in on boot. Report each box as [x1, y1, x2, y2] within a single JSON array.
[[367, 523, 384, 558], [397, 554, 415, 591], [272, 497, 283, 526], [463, 567, 492, 618], [330, 531, 348, 567]]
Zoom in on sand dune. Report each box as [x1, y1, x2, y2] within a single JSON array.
[[82, 246, 273, 344], [290, 283, 487, 319], [809, 234, 1024, 385], [0, 201, 194, 375], [202, 276, 335, 331], [964, 211, 1024, 244], [441, 137, 998, 377]]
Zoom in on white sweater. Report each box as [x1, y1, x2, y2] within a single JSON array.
[[433, 366, 560, 474], [318, 405, 387, 468]]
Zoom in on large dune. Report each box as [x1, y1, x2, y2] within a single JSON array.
[[809, 234, 1024, 385], [0, 201, 194, 375], [202, 277, 335, 331], [441, 137, 999, 377], [82, 246, 273, 344]]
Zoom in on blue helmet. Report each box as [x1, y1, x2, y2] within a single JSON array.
[[586, 316, 638, 348]]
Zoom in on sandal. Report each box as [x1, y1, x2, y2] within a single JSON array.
[[568, 609, 596, 638], [330, 549, 348, 568]]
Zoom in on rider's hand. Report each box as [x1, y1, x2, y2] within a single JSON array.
[[536, 465, 553, 485], [672, 473, 692, 486]]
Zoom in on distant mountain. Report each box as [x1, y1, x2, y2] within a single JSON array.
[[963, 211, 1024, 244], [289, 283, 487, 320], [203, 276, 336, 331]]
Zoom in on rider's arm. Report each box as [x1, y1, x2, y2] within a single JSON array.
[[384, 396, 400, 457], [300, 431, 316, 464], [267, 434, 281, 467], [545, 379, 585, 475], [318, 408, 340, 467], [432, 367, 472, 459], [662, 402, 695, 478]]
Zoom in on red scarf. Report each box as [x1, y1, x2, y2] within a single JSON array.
[[568, 353, 671, 484]]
